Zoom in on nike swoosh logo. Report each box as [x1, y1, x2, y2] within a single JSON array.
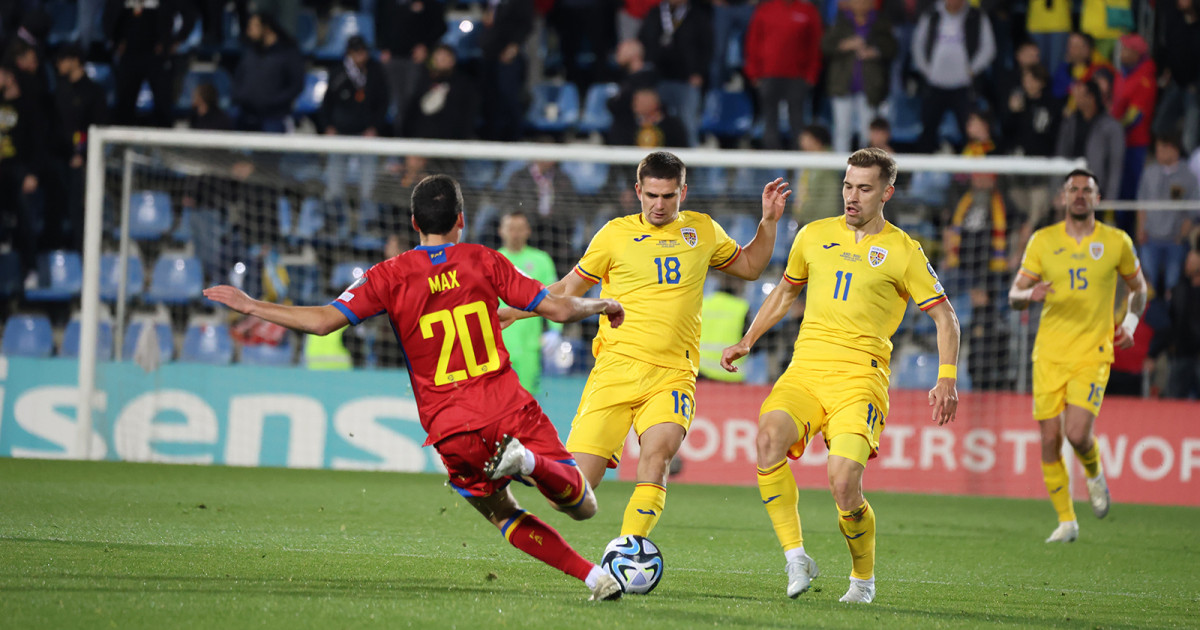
[[762, 495, 781, 504], [636, 509, 657, 515], [634, 235, 651, 242], [822, 243, 841, 249], [844, 532, 865, 540]]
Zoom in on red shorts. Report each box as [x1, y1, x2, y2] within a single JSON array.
[[436, 402, 575, 498]]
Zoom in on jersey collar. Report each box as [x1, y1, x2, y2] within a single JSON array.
[[416, 243, 455, 265]]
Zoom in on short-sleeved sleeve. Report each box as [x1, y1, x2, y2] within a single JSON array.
[[1116, 229, 1140, 279], [903, 244, 948, 311], [708, 217, 742, 269], [574, 224, 615, 284], [488, 249, 550, 311], [783, 225, 808, 285], [332, 265, 387, 325], [1019, 230, 1044, 281]]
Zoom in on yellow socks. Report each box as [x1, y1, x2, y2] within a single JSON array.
[[620, 482, 666, 537], [1042, 459, 1076, 522], [1076, 441, 1102, 479], [837, 501, 876, 580], [757, 460, 803, 551]]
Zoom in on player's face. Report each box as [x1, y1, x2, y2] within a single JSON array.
[[636, 177, 687, 226], [1063, 175, 1100, 219], [499, 214, 531, 250], [842, 165, 893, 229]]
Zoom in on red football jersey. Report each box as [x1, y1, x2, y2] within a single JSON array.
[[332, 243, 549, 445]]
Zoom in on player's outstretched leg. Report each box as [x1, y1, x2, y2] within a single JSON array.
[[486, 435, 596, 520], [468, 491, 620, 601], [1040, 417, 1080, 541], [829, 435, 875, 604], [618, 423, 683, 538], [758, 459, 817, 598]]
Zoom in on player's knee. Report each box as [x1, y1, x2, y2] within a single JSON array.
[[756, 424, 791, 466], [558, 491, 598, 521], [829, 477, 863, 510], [1066, 429, 1092, 452]]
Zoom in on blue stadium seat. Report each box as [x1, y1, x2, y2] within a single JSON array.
[[888, 89, 923, 145], [906, 170, 951, 208], [2, 314, 54, 358], [294, 70, 328, 117], [175, 69, 233, 116], [700, 90, 753, 140], [719, 213, 759, 245], [441, 19, 482, 61], [123, 320, 175, 363], [730, 167, 788, 199], [493, 161, 528, 191], [525, 82, 581, 134], [771, 220, 799, 266], [296, 10, 319, 55], [314, 13, 375, 61], [741, 351, 770, 385], [742, 279, 775, 316], [85, 63, 116, 107], [893, 352, 940, 390], [146, 254, 204, 304], [60, 319, 114, 361], [127, 190, 173, 240], [330, 261, 372, 292], [285, 263, 321, 305], [99, 253, 145, 302], [687, 166, 727, 198], [0, 251, 21, 298], [175, 20, 203, 54], [240, 335, 295, 366], [291, 197, 326, 243], [219, 10, 243, 55], [463, 160, 497, 189], [25, 250, 83, 302], [577, 82, 618, 135], [468, 203, 499, 245], [181, 323, 234, 364], [561, 161, 609, 195], [45, 1, 78, 45]]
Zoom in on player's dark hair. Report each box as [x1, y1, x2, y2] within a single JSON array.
[[847, 147, 898, 187], [637, 151, 686, 187], [411, 174, 464, 235], [1063, 168, 1099, 188], [800, 124, 832, 148]]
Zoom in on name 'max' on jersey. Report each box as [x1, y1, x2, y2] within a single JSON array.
[[573, 211, 741, 373], [783, 216, 946, 371], [333, 243, 549, 444], [1018, 221, 1140, 364]]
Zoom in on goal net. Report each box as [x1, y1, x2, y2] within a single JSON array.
[[74, 128, 1081, 472]]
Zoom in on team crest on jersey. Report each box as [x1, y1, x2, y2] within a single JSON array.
[[1090, 243, 1104, 260], [868, 246, 888, 267], [680, 227, 698, 247]]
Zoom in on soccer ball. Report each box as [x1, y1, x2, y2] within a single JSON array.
[[601, 535, 664, 594]]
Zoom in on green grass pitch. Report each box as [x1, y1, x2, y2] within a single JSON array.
[[1, 458, 1196, 629]]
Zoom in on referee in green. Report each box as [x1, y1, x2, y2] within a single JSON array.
[[498, 211, 561, 395]]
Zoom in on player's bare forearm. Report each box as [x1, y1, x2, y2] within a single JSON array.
[[1126, 269, 1148, 317], [722, 278, 802, 371], [928, 301, 961, 371], [926, 300, 960, 425], [203, 285, 348, 336], [720, 179, 790, 280], [535, 295, 624, 327]]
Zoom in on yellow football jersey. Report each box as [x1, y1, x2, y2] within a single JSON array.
[[574, 211, 741, 373], [1018, 221, 1140, 364], [784, 216, 946, 371]]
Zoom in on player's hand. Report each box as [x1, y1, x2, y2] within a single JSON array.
[[720, 341, 751, 372], [497, 306, 522, 330], [203, 285, 256, 315], [928, 378, 958, 426], [601, 299, 625, 328], [761, 178, 791, 224], [1029, 281, 1053, 302], [1114, 324, 1135, 349]]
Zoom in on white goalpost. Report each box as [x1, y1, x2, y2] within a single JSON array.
[[77, 126, 1086, 460]]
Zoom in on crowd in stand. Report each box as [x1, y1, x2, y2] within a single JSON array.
[[1, 0, 1199, 398]]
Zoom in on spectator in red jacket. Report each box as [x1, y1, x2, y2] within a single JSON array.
[[744, 0, 822, 150], [1112, 33, 1158, 202]]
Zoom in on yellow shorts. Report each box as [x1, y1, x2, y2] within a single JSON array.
[[760, 362, 888, 465], [1032, 360, 1110, 420], [565, 352, 696, 466]]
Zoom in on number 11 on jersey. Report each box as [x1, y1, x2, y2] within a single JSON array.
[[833, 270, 853, 301]]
